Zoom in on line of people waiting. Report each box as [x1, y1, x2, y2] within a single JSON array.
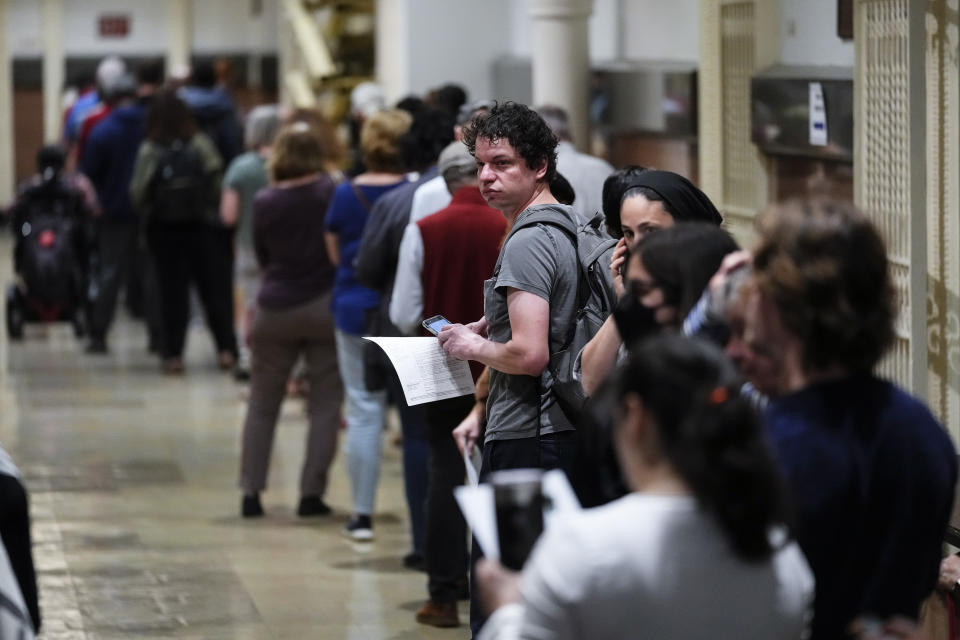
[[5, 67, 959, 640]]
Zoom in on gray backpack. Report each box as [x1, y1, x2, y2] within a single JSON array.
[[495, 209, 617, 423]]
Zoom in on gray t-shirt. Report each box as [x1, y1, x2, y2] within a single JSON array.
[[484, 204, 579, 442], [224, 151, 269, 250]]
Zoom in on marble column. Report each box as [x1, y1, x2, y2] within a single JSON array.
[[41, 0, 64, 143], [167, 0, 192, 80], [530, 0, 594, 151]]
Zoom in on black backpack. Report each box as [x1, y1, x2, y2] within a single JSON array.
[[148, 139, 207, 223], [494, 208, 617, 423]]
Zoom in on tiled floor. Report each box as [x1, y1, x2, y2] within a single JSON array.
[[0, 238, 470, 639]]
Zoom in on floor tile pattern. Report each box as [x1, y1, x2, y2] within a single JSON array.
[[0, 237, 469, 639]]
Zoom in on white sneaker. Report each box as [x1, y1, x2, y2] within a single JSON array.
[[343, 515, 374, 541]]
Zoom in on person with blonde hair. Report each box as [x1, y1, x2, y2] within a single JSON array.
[[236, 122, 342, 518], [324, 108, 411, 540]]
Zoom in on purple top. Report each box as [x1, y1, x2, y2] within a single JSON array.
[[253, 175, 336, 310]]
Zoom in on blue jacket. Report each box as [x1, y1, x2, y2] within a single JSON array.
[[80, 103, 145, 221], [178, 86, 242, 165]]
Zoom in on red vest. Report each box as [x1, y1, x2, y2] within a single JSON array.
[[418, 186, 506, 379]]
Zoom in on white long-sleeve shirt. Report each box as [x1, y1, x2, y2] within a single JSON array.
[[480, 493, 814, 640], [389, 222, 425, 335]]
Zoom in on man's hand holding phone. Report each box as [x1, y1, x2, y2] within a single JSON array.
[[422, 314, 451, 336]]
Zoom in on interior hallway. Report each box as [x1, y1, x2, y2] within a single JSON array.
[[0, 236, 469, 639]]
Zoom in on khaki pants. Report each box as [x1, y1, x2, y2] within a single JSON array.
[[239, 292, 342, 497]]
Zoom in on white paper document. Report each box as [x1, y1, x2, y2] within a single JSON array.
[[454, 470, 582, 559], [464, 447, 481, 487], [363, 337, 475, 406], [455, 483, 499, 559]]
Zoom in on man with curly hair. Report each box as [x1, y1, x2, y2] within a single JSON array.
[[438, 102, 580, 632]]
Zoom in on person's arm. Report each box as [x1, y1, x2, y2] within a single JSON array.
[[453, 366, 490, 456], [578, 237, 629, 396], [79, 131, 104, 189], [71, 172, 102, 217], [609, 237, 628, 300], [683, 250, 752, 344], [579, 316, 622, 396], [252, 198, 270, 269], [323, 187, 346, 267], [220, 187, 240, 227], [938, 554, 960, 593], [389, 223, 424, 335], [453, 403, 484, 457], [0, 475, 40, 633], [439, 288, 549, 376], [324, 232, 340, 267], [476, 524, 585, 640], [194, 134, 224, 197]]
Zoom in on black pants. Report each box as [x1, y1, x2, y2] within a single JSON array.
[[423, 395, 473, 604], [137, 245, 164, 352], [0, 475, 40, 633], [202, 226, 237, 357], [148, 223, 237, 359], [469, 430, 577, 636], [89, 220, 138, 341]]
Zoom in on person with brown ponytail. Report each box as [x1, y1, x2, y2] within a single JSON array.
[[475, 334, 814, 640]]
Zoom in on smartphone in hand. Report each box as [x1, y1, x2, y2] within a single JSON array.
[[422, 315, 451, 336]]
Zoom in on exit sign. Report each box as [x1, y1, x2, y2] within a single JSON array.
[[98, 14, 130, 38]]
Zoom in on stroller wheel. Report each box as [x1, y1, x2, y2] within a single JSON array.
[[6, 286, 24, 340]]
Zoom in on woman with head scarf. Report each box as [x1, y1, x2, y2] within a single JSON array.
[[582, 169, 723, 396]]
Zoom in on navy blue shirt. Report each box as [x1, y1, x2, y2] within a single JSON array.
[[765, 375, 956, 639], [80, 103, 145, 221]]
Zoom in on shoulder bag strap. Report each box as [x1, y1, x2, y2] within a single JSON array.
[[350, 181, 372, 212]]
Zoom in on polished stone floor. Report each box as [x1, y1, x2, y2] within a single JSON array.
[[0, 239, 470, 639]]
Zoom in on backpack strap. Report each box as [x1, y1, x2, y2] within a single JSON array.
[[350, 181, 373, 212]]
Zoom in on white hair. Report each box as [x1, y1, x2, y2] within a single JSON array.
[[95, 55, 126, 91]]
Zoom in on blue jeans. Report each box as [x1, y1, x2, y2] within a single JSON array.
[[387, 369, 428, 557], [334, 330, 387, 516]]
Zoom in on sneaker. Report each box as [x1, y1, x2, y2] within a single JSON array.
[[343, 515, 373, 541], [297, 495, 332, 517], [241, 493, 263, 518], [415, 600, 459, 628]]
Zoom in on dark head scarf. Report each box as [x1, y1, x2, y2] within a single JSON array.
[[621, 169, 723, 227]]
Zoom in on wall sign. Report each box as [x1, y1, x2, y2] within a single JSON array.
[[98, 14, 130, 39], [809, 82, 828, 146]]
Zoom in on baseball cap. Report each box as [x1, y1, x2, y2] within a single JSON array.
[[437, 141, 475, 174]]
